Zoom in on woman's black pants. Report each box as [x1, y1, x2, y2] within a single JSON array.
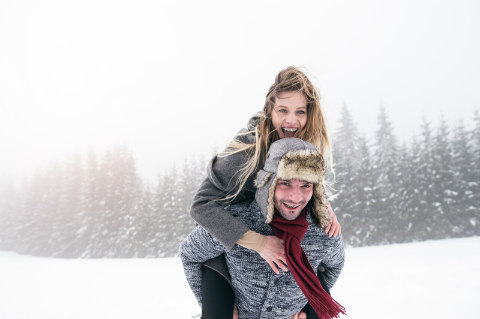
[[201, 265, 235, 319]]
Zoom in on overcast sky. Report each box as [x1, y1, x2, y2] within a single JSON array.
[[1, 0, 479, 181]]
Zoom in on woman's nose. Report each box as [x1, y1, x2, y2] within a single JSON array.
[[284, 112, 297, 125]]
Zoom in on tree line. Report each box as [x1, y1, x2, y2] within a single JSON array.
[[0, 107, 479, 257]]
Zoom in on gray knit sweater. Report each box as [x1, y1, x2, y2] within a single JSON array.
[[180, 200, 345, 319]]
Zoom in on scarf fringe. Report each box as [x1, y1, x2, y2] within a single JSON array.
[[308, 294, 346, 319]]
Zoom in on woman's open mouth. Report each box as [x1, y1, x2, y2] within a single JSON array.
[[282, 127, 298, 138]]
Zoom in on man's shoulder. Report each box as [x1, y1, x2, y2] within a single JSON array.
[[225, 201, 272, 235], [225, 200, 260, 217], [305, 213, 343, 244]]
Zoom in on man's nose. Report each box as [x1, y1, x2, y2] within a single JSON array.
[[288, 186, 303, 202]]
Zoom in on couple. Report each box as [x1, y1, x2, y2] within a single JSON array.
[[181, 67, 346, 319]]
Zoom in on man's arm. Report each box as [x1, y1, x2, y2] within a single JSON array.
[[180, 226, 227, 306], [317, 234, 345, 291]]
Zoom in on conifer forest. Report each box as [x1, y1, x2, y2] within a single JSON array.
[[1, 107, 479, 257]]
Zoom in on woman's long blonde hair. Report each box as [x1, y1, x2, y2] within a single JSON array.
[[220, 66, 332, 201]]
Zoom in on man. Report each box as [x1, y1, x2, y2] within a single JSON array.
[[180, 138, 345, 319]]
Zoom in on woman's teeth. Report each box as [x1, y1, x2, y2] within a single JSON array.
[[282, 128, 297, 137]]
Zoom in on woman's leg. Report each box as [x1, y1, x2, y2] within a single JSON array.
[[201, 265, 235, 319]]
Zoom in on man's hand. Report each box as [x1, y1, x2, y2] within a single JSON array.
[[291, 310, 307, 319], [258, 235, 288, 274], [324, 202, 341, 237]]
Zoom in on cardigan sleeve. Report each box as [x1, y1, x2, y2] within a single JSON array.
[[317, 234, 345, 291]]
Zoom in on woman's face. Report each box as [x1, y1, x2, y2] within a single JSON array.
[[271, 91, 308, 139]]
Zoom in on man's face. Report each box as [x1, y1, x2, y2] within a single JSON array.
[[273, 178, 313, 220]]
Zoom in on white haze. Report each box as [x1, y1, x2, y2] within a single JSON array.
[[1, 0, 479, 181], [0, 237, 478, 318]]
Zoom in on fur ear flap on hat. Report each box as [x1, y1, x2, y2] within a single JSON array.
[[254, 138, 331, 227]]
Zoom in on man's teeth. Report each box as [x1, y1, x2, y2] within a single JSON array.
[[285, 203, 299, 208]]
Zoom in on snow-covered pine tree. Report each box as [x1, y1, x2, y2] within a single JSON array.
[[351, 134, 376, 246], [451, 120, 476, 236], [154, 165, 180, 256], [79, 149, 101, 258], [54, 152, 85, 257], [470, 110, 480, 233], [133, 183, 156, 257], [109, 145, 141, 258], [391, 140, 411, 243], [431, 117, 456, 239], [330, 104, 363, 246], [0, 177, 17, 250], [371, 106, 401, 244], [410, 118, 437, 241]]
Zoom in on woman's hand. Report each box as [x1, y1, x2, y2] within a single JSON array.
[[258, 235, 288, 274], [324, 202, 341, 237]]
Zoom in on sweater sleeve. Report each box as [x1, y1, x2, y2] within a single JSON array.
[[180, 226, 227, 307], [190, 115, 262, 251], [317, 234, 345, 291], [190, 141, 258, 250]]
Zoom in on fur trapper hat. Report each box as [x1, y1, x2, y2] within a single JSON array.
[[254, 138, 330, 227]]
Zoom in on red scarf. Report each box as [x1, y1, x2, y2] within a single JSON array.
[[270, 209, 346, 319]]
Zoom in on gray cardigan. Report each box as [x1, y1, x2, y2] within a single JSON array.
[[190, 114, 263, 250], [181, 200, 345, 319]]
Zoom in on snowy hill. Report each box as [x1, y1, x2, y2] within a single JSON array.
[[1, 237, 479, 319]]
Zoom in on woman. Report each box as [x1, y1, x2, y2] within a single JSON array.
[[190, 66, 341, 319]]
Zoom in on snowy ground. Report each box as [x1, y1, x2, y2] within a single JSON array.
[[0, 237, 479, 319]]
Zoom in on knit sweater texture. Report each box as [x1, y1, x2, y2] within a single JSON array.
[[180, 200, 345, 319]]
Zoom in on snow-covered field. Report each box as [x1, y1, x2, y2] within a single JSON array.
[[1, 237, 479, 319]]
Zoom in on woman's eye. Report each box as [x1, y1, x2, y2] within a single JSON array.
[[279, 109, 288, 113], [297, 110, 306, 115]]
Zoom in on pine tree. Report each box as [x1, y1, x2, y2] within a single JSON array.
[[330, 104, 362, 246], [134, 183, 157, 257], [392, 140, 411, 243], [451, 121, 476, 236], [0, 177, 17, 250], [54, 153, 85, 257], [351, 134, 375, 246], [79, 149, 101, 257], [409, 119, 436, 240], [371, 106, 400, 244], [431, 117, 456, 239], [469, 110, 480, 234]]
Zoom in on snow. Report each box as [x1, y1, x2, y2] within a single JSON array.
[[1, 237, 479, 319]]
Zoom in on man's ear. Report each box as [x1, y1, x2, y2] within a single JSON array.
[[254, 171, 272, 188]]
